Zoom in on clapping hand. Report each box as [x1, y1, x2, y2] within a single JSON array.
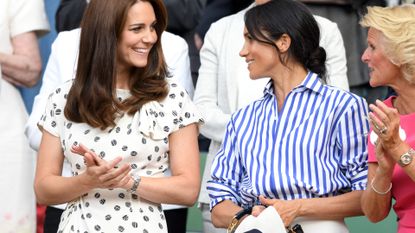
[[71, 143, 131, 190], [369, 100, 402, 173], [369, 100, 402, 151]]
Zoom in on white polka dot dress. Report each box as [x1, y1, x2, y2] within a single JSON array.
[[39, 78, 203, 233]]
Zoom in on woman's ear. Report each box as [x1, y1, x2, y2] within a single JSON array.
[[275, 34, 291, 53]]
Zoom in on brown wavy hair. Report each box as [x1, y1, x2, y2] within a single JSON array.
[[64, 0, 169, 129]]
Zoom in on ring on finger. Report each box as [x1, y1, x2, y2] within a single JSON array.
[[372, 121, 381, 131], [380, 126, 388, 134]]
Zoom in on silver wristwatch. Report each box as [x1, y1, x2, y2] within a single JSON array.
[[398, 148, 414, 167], [129, 175, 141, 194]]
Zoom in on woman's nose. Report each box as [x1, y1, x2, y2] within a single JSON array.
[[143, 29, 157, 44], [361, 48, 369, 63], [239, 44, 248, 57]]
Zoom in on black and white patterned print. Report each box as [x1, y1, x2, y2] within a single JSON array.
[[39, 78, 203, 232]]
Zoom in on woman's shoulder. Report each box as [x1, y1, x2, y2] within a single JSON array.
[[324, 85, 367, 106], [163, 77, 190, 102], [319, 86, 370, 124], [137, 77, 203, 139]]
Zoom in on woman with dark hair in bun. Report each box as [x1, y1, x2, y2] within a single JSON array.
[[207, 0, 370, 232]]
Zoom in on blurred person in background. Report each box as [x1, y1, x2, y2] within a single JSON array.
[[0, 0, 49, 231], [193, 0, 253, 51]]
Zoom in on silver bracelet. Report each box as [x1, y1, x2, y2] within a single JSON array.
[[370, 178, 392, 195], [128, 175, 141, 194]]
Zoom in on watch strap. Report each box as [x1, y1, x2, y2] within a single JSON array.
[[227, 207, 252, 233]]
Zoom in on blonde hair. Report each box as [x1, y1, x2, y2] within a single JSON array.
[[360, 4, 415, 83]]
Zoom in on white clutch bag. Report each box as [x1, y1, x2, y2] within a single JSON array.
[[235, 206, 286, 233], [233, 205, 348, 233]]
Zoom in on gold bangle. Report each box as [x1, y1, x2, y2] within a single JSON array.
[[370, 178, 392, 195], [227, 217, 240, 233]]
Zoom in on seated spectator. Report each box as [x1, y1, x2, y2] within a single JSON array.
[[194, 0, 352, 231], [206, 1, 369, 232], [31, 0, 202, 232], [360, 4, 415, 233]]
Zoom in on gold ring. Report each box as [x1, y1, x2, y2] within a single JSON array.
[[380, 126, 387, 134], [371, 120, 381, 131]]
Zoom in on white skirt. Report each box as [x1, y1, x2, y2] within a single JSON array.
[[0, 81, 36, 232]]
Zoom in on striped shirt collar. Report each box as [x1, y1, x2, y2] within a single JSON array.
[[263, 72, 324, 97]]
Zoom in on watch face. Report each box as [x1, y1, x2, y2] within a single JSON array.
[[402, 154, 412, 165], [399, 149, 415, 167]]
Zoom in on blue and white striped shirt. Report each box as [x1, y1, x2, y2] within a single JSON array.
[[207, 72, 369, 209]]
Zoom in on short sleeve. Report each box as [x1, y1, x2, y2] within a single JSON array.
[[9, 0, 50, 37], [138, 78, 204, 140], [168, 81, 203, 132], [37, 84, 69, 138]]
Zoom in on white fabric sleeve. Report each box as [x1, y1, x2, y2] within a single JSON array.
[[9, 0, 49, 37], [193, 21, 232, 142], [161, 32, 194, 98], [25, 34, 66, 150]]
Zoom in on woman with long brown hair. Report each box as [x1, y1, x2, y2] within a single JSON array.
[[34, 0, 203, 232]]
